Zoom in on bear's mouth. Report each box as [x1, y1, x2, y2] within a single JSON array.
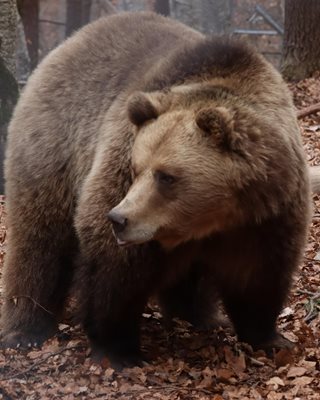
[[113, 233, 154, 247], [112, 225, 157, 247], [116, 237, 132, 247]]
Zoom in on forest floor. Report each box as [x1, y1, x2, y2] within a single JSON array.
[[0, 75, 320, 400]]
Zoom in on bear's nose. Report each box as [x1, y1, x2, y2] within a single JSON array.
[[107, 210, 128, 234]]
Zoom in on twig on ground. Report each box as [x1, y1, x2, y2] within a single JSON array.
[[297, 103, 320, 119], [248, 356, 265, 367], [297, 289, 320, 297], [304, 257, 320, 263], [115, 385, 214, 396], [297, 289, 320, 322], [0, 345, 85, 381]]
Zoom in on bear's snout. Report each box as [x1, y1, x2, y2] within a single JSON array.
[[107, 210, 128, 234]]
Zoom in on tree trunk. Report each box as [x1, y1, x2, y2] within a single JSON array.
[[17, 0, 39, 70], [66, 0, 92, 37], [154, 0, 170, 16], [0, 0, 17, 74], [0, 0, 18, 194], [282, 0, 320, 81]]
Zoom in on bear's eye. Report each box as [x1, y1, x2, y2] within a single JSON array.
[[154, 170, 176, 186]]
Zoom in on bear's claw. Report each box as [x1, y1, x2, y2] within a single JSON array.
[[0, 326, 56, 350]]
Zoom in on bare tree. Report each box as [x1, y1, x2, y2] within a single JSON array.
[[0, 0, 18, 194], [200, 0, 232, 34], [66, 0, 92, 37], [171, 0, 231, 34], [90, 0, 117, 21], [17, 0, 39, 70], [282, 0, 320, 80], [154, 0, 170, 16]]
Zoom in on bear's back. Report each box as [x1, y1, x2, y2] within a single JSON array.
[[6, 13, 203, 189], [15, 12, 203, 119]]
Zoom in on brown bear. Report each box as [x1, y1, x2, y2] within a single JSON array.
[[0, 12, 313, 367]]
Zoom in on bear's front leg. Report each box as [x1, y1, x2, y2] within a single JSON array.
[[206, 215, 306, 352], [84, 293, 145, 369], [75, 242, 162, 369], [158, 261, 228, 330]]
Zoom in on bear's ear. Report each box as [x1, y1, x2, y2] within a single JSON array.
[[196, 107, 233, 149], [196, 106, 233, 142], [127, 91, 170, 127], [195, 106, 258, 155]]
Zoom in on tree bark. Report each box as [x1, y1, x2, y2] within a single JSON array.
[[0, 0, 17, 74], [0, 0, 18, 194], [282, 0, 320, 81], [66, 0, 92, 37]]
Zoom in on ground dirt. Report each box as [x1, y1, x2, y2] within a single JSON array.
[[0, 75, 320, 400]]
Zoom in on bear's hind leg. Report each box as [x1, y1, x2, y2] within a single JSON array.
[[208, 216, 305, 352], [1, 192, 75, 349]]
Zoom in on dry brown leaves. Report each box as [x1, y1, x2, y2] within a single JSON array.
[[1, 78, 320, 399]]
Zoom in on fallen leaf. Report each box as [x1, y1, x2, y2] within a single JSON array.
[[290, 376, 314, 386], [282, 331, 299, 343], [279, 307, 294, 318], [266, 391, 284, 400], [314, 250, 320, 261], [266, 376, 285, 390], [306, 125, 320, 132], [216, 368, 234, 383], [299, 360, 316, 370], [224, 346, 246, 374], [287, 366, 307, 378]]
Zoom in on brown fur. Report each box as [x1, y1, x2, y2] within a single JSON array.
[[1, 12, 311, 367]]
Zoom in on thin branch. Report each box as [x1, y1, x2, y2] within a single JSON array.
[[297, 289, 320, 322], [0, 345, 85, 381], [248, 356, 265, 367], [297, 103, 320, 119], [304, 257, 320, 263], [297, 289, 319, 296], [6, 295, 54, 315], [39, 18, 65, 26], [99, 0, 117, 14]]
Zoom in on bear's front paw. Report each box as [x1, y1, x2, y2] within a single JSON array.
[[0, 326, 56, 350], [195, 313, 232, 331], [109, 352, 143, 371], [1, 331, 40, 349], [91, 344, 143, 370], [251, 333, 294, 356]]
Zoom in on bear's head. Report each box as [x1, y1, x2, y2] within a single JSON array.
[[108, 87, 272, 249]]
